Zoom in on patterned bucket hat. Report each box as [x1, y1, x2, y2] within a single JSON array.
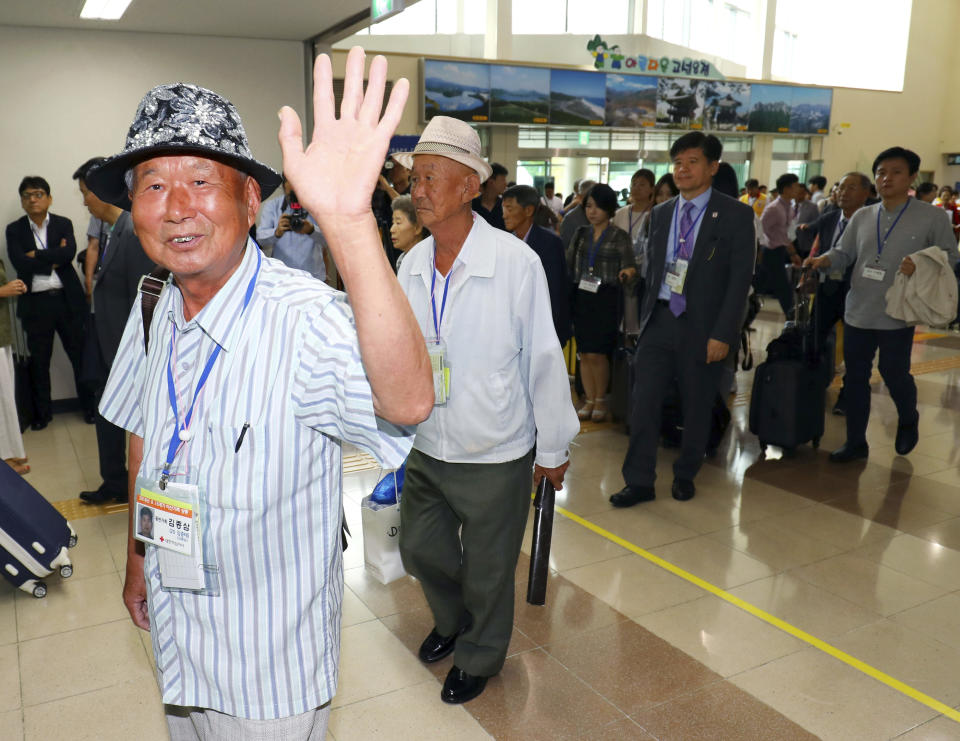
[[86, 82, 282, 205]]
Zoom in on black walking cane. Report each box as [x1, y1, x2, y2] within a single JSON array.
[[526, 477, 556, 605]]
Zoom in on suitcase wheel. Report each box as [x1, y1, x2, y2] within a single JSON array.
[[32, 583, 47, 599], [68, 534, 78, 549], [59, 565, 73, 579]]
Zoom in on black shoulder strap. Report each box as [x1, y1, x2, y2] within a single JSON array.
[[138, 267, 171, 354]]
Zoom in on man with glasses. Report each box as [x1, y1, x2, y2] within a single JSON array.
[[5, 176, 93, 430]]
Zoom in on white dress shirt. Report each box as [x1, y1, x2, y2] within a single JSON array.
[[397, 216, 578, 469], [29, 215, 63, 292]]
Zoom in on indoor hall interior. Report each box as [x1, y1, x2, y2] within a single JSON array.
[[7, 307, 960, 739]]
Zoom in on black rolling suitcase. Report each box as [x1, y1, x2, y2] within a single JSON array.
[[0, 461, 78, 598], [749, 269, 828, 454]]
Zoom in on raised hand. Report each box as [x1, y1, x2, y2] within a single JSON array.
[[278, 46, 409, 227]]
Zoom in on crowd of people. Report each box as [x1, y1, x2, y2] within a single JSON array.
[[2, 46, 959, 739]]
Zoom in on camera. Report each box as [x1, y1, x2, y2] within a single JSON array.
[[287, 191, 306, 231]]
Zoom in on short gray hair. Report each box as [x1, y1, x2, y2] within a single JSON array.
[[124, 168, 135, 192], [840, 171, 872, 190], [579, 179, 596, 196]]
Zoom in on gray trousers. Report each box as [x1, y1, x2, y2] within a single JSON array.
[[165, 704, 330, 741], [399, 447, 534, 677]]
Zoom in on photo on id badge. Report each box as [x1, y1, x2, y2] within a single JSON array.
[[667, 259, 688, 292]]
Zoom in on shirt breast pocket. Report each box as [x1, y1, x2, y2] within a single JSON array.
[[204, 422, 269, 511]]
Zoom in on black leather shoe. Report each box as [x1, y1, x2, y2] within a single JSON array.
[[829, 442, 869, 463], [80, 487, 127, 504], [609, 485, 655, 508], [418, 628, 458, 664], [83, 411, 97, 425], [895, 417, 919, 456], [671, 478, 695, 501], [30, 417, 50, 431], [831, 402, 846, 416], [441, 666, 488, 704]]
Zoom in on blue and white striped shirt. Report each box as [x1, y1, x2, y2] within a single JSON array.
[[101, 241, 412, 719]]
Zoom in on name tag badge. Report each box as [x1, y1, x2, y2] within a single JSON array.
[[428, 339, 451, 406], [665, 259, 689, 294], [135, 482, 197, 556], [579, 273, 602, 293], [862, 265, 886, 281]]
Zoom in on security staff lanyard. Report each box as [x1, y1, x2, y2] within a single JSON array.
[[672, 201, 708, 262], [586, 227, 610, 274], [159, 249, 261, 489], [876, 199, 910, 257]]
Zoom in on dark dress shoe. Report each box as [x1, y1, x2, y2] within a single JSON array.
[[609, 485, 655, 508], [83, 411, 98, 425], [895, 417, 919, 455], [30, 418, 50, 431], [671, 478, 695, 501], [418, 628, 458, 664], [831, 402, 845, 416], [80, 487, 127, 504], [441, 666, 488, 704], [829, 442, 869, 463]]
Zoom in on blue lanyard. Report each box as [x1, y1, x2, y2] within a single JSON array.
[[672, 201, 708, 262], [831, 217, 848, 249], [876, 199, 911, 256], [586, 227, 610, 269], [628, 210, 642, 238], [160, 249, 261, 488], [429, 250, 452, 341]]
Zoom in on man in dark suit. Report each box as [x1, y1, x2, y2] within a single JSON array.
[[799, 171, 872, 416], [611, 133, 755, 505], [472, 162, 508, 230], [502, 184, 571, 346], [5, 176, 92, 430], [72, 158, 156, 503]]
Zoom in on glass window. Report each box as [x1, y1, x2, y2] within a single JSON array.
[[773, 0, 910, 91], [584, 130, 611, 150], [513, 0, 566, 34], [772, 137, 809, 155], [719, 136, 753, 153], [611, 131, 643, 151], [463, 0, 488, 34], [369, 0, 436, 34], [567, 0, 629, 34], [548, 129, 584, 148], [642, 133, 672, 151], [518, 126, 548, 148]]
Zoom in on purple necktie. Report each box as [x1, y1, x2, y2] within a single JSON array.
[[669, 201, 696, 317]]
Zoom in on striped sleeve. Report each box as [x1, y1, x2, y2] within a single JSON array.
[[291, 294, 413, 468], [99, 293, 146, 436]]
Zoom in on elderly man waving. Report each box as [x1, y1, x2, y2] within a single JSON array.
[[88, 49, 433, 739], [394, 117, 579, 705]]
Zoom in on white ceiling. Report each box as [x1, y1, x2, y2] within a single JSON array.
[[0, 0, 374, 41]]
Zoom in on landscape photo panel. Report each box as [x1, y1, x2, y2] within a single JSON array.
[[748, 84, 793, 133], [703, 81, 751, 131], [656, 78, 705, 129], [550, 68, 606, 126], [605, 73, 658, 128], [490, 64, 550, 124], [789, 87, 832, 134], [424, 59, 490, 122]]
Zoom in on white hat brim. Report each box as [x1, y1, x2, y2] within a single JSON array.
[[392, 148, 492, 182]]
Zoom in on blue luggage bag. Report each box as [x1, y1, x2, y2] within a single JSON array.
[[0, 461, 78, 598]]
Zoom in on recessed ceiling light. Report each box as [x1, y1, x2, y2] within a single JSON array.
[[80, 0, 134, 21]]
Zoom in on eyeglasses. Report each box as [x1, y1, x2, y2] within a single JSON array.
[[21, 191, 48, 201]]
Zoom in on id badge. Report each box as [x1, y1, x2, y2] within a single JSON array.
[[136, 472, 220, 595], [579, 273, 601, 293], [862, 265, 886, 281], [665, 259, 689, 294], [428, 339, 451, 406]]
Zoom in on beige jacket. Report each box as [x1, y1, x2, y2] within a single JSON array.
[[885, 246, 958, 326]]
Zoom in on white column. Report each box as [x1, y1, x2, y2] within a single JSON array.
[[761, 0, 777, 80], [484, 0, 512, 60]]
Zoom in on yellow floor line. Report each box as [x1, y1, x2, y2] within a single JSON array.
[[555, 503, 960, 724]]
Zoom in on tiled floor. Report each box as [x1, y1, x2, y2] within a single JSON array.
[[7, 307, 960, 739]]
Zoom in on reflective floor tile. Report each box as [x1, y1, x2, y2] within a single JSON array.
[[851, 534, 960, 591], [0, 709, 22, 741], [343, 568, 428, 619], [14, 572, 128, 642], [890, 594, 960, 653], [707, 520, 843, 572], [0, 643, 19, 712], [647, 535, 774, 589]]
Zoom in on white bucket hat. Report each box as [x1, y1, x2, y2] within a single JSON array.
[[392, 116, 492, 182]]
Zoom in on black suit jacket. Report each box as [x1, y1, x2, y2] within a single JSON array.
[[92, 211, 156, 364], [525, 225, 572, 346], [807, 208, 854, 292], [6, 213, 84, 318], [639, 191, 756, 349]]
